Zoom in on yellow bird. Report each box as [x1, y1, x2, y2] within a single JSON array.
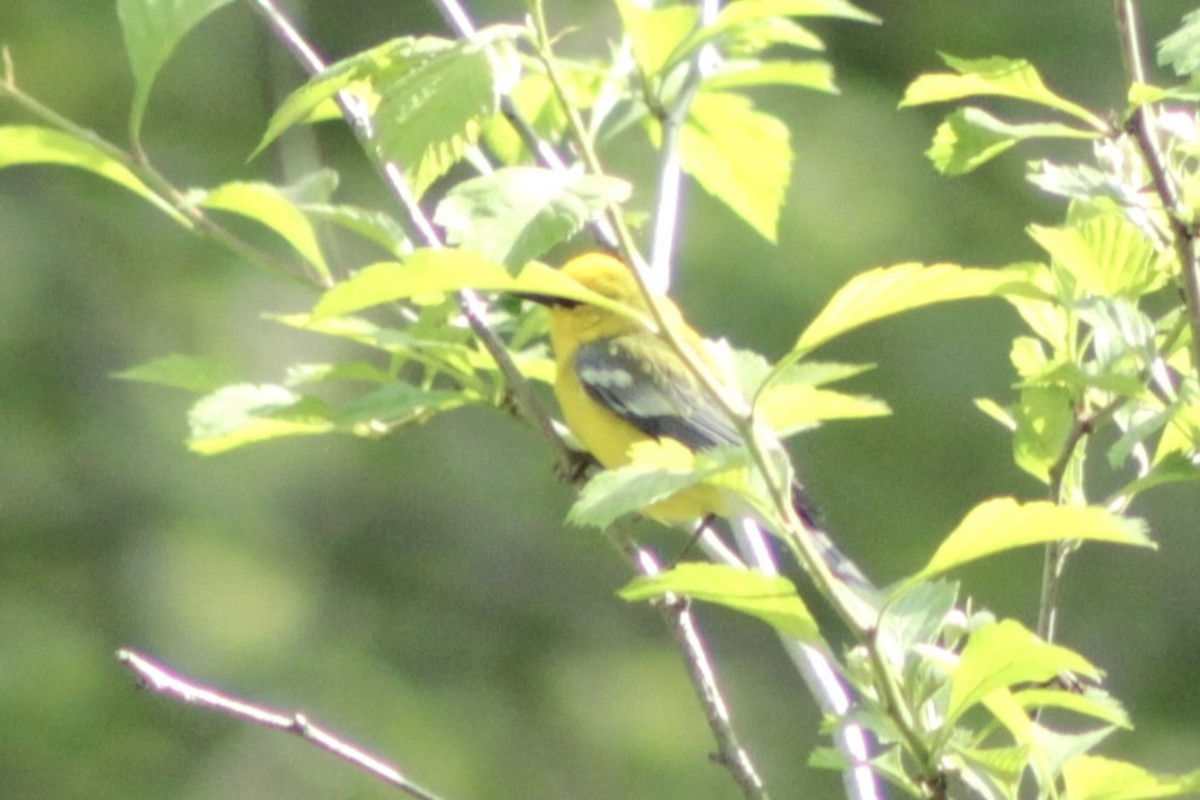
[[524, 252, 873, 593]]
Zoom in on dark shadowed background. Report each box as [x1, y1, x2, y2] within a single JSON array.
[[2, 1, 1197, 798]]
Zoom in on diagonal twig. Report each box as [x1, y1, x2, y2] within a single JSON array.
[[117, 649, 443, 800]]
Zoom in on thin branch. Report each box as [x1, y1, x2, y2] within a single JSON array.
[[1115, 0, 1200, 373], [606, 528, 770, 800], [116, 650, 443, 800], [733, 520, 883, 800]]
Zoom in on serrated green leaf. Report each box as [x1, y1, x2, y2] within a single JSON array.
[[793, 262, 1025, 356], [701, 59, 836, 93], [901, 54, 1105, 130], [256, 30, 520, 197], [434, 167, 631, 267], [567, 442, 748, 528], [946, 619, 1100, 727], [373, 35, 520, 198], [1158, 10, 1200, 78], [114, 353, 240, 393], [915, 498, 1153, 583], [1029, 217, 1171, 298], [618, 563, 820, 642], [674, 90, 791, 242], [928, 107, 1096, 176], [1063, 755, 1200, 800], [187, 384, 333, 454], [300, 203, 411, 259], [0, 126, 186, 224], [117, 0, 233, 139], [195, 181, 330, 281], [950, 744, 1028, 798]]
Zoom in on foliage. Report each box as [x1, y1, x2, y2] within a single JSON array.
[[3, 0, 1200, 798]]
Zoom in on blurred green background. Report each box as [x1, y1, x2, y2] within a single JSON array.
[[2, 1, 1198, 798]]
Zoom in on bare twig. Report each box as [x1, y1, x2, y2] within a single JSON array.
[[116, 650, 443, 800], [605, 529, 769, 800]]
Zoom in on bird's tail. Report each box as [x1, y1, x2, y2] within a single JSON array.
[[791, 482, 879, 598]]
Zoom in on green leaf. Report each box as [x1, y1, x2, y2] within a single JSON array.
[[195, 181, 330, 281], [928, 107, 1097, 176], [434, 167, 631, 267], [312, 251, 647, 323], [187, 384, 333, 454], [567, 443, 748, 528], [701, 60, 836, 93], [618, 563, 820, 642], [256, 30, 521, 198], [1115, 451, 1200, 499], [1012, 385, 1074, 482], [901, 54, 1105, 130], [792, 262, 1025, 356], [117, 0, 233, 139], [300, 203, 411, 259], [755, 383, 890, 436], [283, 361, 393, 386], [0, 126, 186, 224], [372, 34, 520, 198], [1158, 10, 1200, 78], [1014, 686, 1131, 729], [1063, 755, 1200, 800], [681, 0, 879, 63], [915, 498, 1154, 583], [616, 0, 699, 77], [334, 383, 470, 429], [674, 90, 792, 242], [1029, 217, 1171, 298], [114, 353, 240, 393], [946, 619, 1100, 727]]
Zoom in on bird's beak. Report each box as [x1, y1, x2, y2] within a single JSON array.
[[510, 291, 581, 309]]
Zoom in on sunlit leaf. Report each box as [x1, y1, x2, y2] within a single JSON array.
[[312, 251, 647, 323], [567, 442, 747, 528], [334, 383, 471, 428], [117, 0, 233, 138], [946, 619, 1099, 726], [901, 54, 1105, 130], [114, 353, 240, 393], [1012, 385, 1074, 482], [195, 181, 330, 281], [187, 384, 333, 454], [673, 90, 791, 242], [616, 0, 699, 77], [1063, 755, 1200, 800], [1015, 686, 1131, 729], [0, 126, 185, 224], [928, 107, 1096, 176], [300, 203, 410, 259], [915, 498, 1153, 582], [755, 383, 890, 435], [1029, 216, 1171, 298], [702, 60, 836, 93], [618, 563, 820, 642], [256, 30, 521, 197], [1158, 10, 1200, 78], [434, 167, 630, 267], [792, 262, 1024, 356]]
